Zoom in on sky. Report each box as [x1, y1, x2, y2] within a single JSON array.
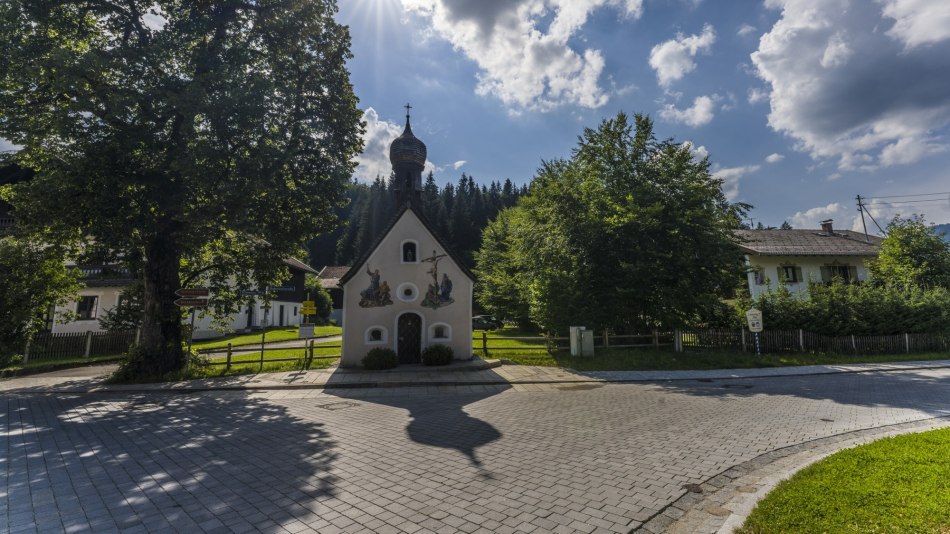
[[338, 0, 950, 231]]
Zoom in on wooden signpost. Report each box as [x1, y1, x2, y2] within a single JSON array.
[[175, 287, 210, 365]]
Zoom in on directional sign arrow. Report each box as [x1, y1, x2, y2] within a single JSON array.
[[239, 290, 266, 296], [271, 286, 295, 292], [174, 298, 208, 307], [175, 287, 210, 298]]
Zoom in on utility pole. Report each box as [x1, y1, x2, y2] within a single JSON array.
[[856, 195, 870, 242]]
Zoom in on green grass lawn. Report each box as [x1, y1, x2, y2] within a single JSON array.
[[474, 328, 950, 371], [736, 427, 950, 534], [1, 353, 126, 375], [191, 325, 341, 350]]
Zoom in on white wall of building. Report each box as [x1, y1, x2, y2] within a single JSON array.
[[744, 255, 873, 299], [53, 291, 304, 340], [51, 287, 124, 334], [341, 209, 473, 366]]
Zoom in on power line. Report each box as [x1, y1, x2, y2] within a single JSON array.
[[864, 191, 950, 199], [868, 198, 950, 205]]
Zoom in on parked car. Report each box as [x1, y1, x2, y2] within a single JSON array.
[[472, 315, 503, 330]]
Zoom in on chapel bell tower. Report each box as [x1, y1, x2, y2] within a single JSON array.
[[389, 103, 426, 204]]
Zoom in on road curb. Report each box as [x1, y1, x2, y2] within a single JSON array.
[[631, 415, 950, 533]]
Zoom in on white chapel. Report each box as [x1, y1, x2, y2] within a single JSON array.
[[339, 108, 474, 366]]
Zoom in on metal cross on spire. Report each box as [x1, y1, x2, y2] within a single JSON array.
[[404, 102, 412, 120]]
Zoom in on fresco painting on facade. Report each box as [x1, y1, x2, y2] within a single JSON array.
[[421, 249, 454, 309], [358, 266, 393, 308]]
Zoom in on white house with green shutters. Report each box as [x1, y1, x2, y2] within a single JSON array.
[[737, 220, 882, 299]]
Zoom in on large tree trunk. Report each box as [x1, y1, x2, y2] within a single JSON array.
[[137, 234, 184, 376]]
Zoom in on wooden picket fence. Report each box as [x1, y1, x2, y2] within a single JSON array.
[[25, 330, 138, 363]]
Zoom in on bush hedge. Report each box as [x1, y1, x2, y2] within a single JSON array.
[[732, 280, 950, 335], [362, 347, 398, 370], [421, 344, 454, 366]]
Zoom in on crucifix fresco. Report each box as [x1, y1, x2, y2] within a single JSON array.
[[421, 249, 454, 309]]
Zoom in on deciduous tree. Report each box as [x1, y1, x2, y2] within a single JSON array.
[[0, 0, 363, 376], [475, 112, 747, 333], [868, 215, 950, 288]]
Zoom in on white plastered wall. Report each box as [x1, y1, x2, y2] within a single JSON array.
[[745, 255, 873, 299], [52, 287, 123, 334], [341, 209, 473, 366]]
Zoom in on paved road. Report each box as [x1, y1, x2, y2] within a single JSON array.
[[3, 368, 949, 533]]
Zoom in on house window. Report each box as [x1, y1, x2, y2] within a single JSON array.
[[753, 268, 766, 285], [778, 265, 802, 284], [434, 326, 446, 338], [401, 240, 418, 263], [370, 329, 382, 341], [293, 306, 297, 317], [822, 264, 857, 283], [76, 296, 98, 320]]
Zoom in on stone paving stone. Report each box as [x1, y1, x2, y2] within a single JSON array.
[[3, 368, 950, 533]]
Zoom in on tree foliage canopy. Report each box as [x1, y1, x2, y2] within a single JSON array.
[[0, 236, 81, 364], [868, 215, 950, 288], [0, 0, 363, 375], [475, 112, 747, 333]]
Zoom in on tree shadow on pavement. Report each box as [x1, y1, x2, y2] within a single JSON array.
[[650, 368, 950, 417], [0, 391, 337, 533], [332, 381, 509, 478]]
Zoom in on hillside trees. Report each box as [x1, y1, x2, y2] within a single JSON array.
[[475, 112, 748, 333], [311, 173, 526, 269], [0, 0, 363, 376]]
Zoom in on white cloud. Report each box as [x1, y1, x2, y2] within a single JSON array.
[[752, 0, 950, 171], [401, 0, 643, 112], [142, 4, 167, 31], [452, 160, 467, 170], [765, 153, 784, 163], [789, 202, 847, 229], [737, 24, 757, 37], [789, 200, 910, 233], [658, 95, 716, 127], [819, 32, 852, 68], [685, 142, 709, 161], [648, 24, 716, 87], [0, 138, 18, 153], [747, 87, 767, 104], [713, 164, 760, 200], [880, 0, 950, 50], [353, 107, 437, 182]]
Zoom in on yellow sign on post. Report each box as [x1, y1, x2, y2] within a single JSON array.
[[301, 300, 317, 315]]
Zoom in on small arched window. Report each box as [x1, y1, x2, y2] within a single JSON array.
[[402, 241, 417, 263], [429, 323, 451, 342], [365, 326, 388, 344]]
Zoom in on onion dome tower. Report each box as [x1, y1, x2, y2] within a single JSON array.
[[389, 103, 426, 204]]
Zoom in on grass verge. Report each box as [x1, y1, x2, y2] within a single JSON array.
[[191, 325, 341, 350], [1, 354, 126, 377], [489, 348, 950, 371], [736, 427, 950, 534]]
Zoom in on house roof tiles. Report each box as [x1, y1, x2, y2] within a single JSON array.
[[735, 229, 882, 256]]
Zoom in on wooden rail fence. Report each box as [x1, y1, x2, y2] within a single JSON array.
[[473, 329, 949, 357]]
